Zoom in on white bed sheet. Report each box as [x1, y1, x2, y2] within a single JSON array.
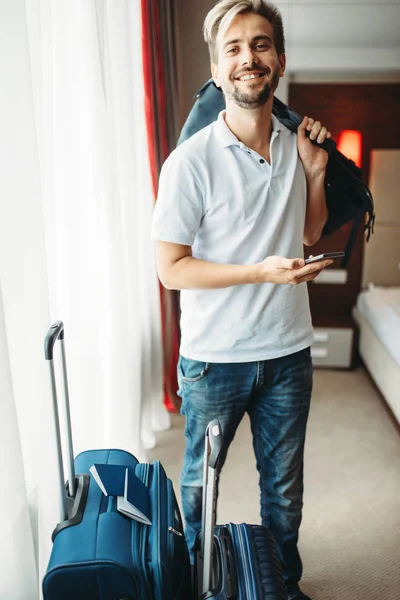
[[356, 286, 400, 368]]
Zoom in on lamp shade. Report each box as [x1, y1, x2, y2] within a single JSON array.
[[337, 130, 362, 168]]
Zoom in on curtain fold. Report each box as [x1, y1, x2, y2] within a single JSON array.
[[142, 0, 182, 411], [1, 0, 168, 595], [0, 284, 38, 600]]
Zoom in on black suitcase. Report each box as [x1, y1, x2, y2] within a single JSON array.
[[193, 419, 288, 599]]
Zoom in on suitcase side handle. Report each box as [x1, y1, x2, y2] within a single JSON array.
[[44, 321, 76, 522], [220, 527, 238, 600]]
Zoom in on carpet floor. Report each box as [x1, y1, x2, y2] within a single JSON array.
[[147, 366, 400, 600]]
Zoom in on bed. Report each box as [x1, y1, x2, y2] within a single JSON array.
[[353, 285, 400, 424], [351, 149, 400, 423]]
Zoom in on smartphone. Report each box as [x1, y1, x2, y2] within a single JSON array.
[[304, 251, 345, 265]]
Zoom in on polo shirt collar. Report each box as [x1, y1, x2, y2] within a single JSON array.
[[214, 110, 289, 148]]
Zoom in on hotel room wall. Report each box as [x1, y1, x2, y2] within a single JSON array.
[[362, 150, 400, 289]]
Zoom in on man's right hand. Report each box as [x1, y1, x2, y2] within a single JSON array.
[[256, 255, 334, 285]]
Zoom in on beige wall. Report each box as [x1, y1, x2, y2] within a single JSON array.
[[362, 150, 400, 289], [174, 0, 216, 129]]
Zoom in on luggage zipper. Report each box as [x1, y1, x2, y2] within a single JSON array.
[[167, 479, 174, 562], [154, 461, 164, 596], [167, 478, 182, 563]]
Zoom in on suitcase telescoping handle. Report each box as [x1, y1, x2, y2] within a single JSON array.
[[44, 321, 76, 523], [201, 419, 223, 596]]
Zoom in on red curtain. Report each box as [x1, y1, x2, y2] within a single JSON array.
[[141, 0, 181, 412]]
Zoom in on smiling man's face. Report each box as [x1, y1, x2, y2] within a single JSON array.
[[211, 12, 286, 110]]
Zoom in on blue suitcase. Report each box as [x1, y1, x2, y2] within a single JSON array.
[[193, 420, 288, 599], [42, 321, 191, 600]]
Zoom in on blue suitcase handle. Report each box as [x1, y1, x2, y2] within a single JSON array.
[[44, 321, 89, 532]]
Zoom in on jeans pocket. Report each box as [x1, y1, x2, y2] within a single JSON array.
[[178, 356, 212, 384]]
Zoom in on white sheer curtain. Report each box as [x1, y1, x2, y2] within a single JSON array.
[[0, 0, 168, 597], [0, 285, 38, 600]]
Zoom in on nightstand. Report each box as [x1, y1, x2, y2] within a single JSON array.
[[311, 315, 356, 369]]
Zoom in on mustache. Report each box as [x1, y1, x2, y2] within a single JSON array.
[[233, 65, 271, 79]]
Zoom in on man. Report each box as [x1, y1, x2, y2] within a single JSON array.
[[152, 1, 333, 598]]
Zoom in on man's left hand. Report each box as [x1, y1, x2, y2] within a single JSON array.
[[297, 116, 331, 179]]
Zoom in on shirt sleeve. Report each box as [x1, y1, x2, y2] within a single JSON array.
[[151, 151, 204, 246]]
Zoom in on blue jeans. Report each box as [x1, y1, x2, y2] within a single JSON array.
[[177, 348, 313, 597]]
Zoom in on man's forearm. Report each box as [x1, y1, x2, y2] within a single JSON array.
[[303, 171, 328, 246], [158, 250, 332, 290], [162, 256, 259, 290]]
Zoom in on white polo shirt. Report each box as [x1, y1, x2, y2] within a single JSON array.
[[152, 111, 314, 363]]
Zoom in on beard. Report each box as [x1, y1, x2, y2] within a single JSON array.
[[226, 66, 280, 109]]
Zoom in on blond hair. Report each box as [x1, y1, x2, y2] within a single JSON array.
[[203, 0, 285, 64]]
